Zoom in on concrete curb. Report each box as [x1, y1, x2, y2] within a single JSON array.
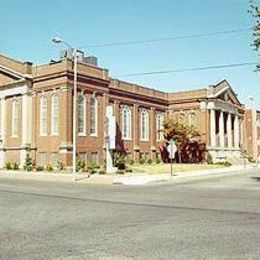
[[0, 164, 258, 185]]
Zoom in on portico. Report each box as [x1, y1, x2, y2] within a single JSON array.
[[207, 97, 244, 160]]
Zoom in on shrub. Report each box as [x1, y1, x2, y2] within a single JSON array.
[[125, 168, 133, 173], [214, 161, 232, 167], [12, 162, 19, 170], [114, 152, 126, 170], [207, 153, 213, 165], [116, 170, 125, 175], [87, 161, 98, 174], [129, 159, 135, 165], [57, 160, 65, 171], [147, 158, 153, 165], [5, 162, 12, 170], [139, 158, 146, 165], [45, 164, 53, 172], [99, 169, 106, 175], [76, 159, 86, 172], [23, 154, 33, 171], [36, 166, 44, 171], [155, 157, 161, 164]]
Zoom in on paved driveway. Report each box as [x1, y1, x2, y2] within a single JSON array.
[[0, 170, 260, 259]]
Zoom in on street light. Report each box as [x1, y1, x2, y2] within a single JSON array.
[[52, 36, 77, 180], [248, 95, 258, 164]]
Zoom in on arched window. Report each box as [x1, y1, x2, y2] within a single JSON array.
[[90, 97, 98, 136], [121, 105, 131, 140], [51, 94, 59, 135], [77, 94, 85, 135], [140, 109, 149, 141], [40, 96, 47, 136], [12, 99, 18, 136], [156, 113, 164, 141]]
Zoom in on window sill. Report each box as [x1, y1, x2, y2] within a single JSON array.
[[90, 134, 98, 137], [78, 133, 87, 137], [140, 139, 149, 142], [122, 138, 132, 141]]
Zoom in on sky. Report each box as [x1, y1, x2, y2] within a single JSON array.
[[0, 0, 259, 108]]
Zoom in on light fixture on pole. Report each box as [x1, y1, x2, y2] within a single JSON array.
[[52, 36, 77, 180]]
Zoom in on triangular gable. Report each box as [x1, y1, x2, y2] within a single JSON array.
[[0, 64, 25, 87], [208, 79, 241, 106]]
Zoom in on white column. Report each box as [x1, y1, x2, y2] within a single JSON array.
[[234, 115, 240, 149], [210, 109, 216, 147], [20, 93, 32, 164], [227, 113, 232, 148], [219, 111, 225, 148], [0, 98, 6, 168]]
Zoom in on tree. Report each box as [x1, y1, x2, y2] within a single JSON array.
[[162, 119, 200, 163], [249, 0, 260, 70]]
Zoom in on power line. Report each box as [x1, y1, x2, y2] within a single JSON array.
[[116, 62, 256, 78], [80, 28, 251, 49]]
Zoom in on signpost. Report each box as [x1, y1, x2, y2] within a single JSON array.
[[167, 139, 177, 176]]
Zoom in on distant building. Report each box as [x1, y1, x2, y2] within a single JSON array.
[[244, 109, 260, 160], [0, 51, 248, 168]]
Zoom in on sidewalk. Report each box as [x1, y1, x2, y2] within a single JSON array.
[[0, 163, 258, 185], [113, 164, 259, 185]]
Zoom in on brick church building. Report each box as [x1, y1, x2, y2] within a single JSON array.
[[0, 51, 250, 168]]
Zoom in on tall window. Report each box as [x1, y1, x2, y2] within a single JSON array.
[[188, 112, 196, 127], [121, 105, 131, 140], [51, 94, 59, 135], [156, 113, 164, 141], [12, 99, 18, 136], [78, 94, 86, 135], [140, 109, 149, 141], [90, 97, 98, 135], [40, 96, 47, 135]]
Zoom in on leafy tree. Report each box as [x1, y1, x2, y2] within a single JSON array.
[[162, 119, 200, 163], [249, 0, 260, 70]]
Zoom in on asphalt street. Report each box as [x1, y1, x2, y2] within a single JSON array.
[[0, 170, 260, 259]]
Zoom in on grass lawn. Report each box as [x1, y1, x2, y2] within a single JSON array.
[[130, 163, 224, 174]]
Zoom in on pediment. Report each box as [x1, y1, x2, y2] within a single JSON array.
[[0, 64, 25, 87], [208, 80, 241, 106]]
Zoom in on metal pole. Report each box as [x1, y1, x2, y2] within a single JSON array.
[[72, 48, 77, 181]]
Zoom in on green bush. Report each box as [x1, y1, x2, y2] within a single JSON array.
[[125, 168, 133, 173], [207, 153, 213, 165], [36, 166, 44, 171], [147, 158, 153, 165], [45, 164, 53, 172], [87, 161, 98, 174], [155, 157, 161, 164], [76, 159, 86, 172], [126, 158, 134, 165], [99, 169, 106, 175], [214, 161, 232, 167], [114, 152, 126, 170], [5, 162, 12, 170], [23, 154, 33, 171], [139, 158, 146, 165], [12, 162, 19, 170]]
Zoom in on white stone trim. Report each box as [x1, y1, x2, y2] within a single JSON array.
[[0, 84, 28, 98]]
